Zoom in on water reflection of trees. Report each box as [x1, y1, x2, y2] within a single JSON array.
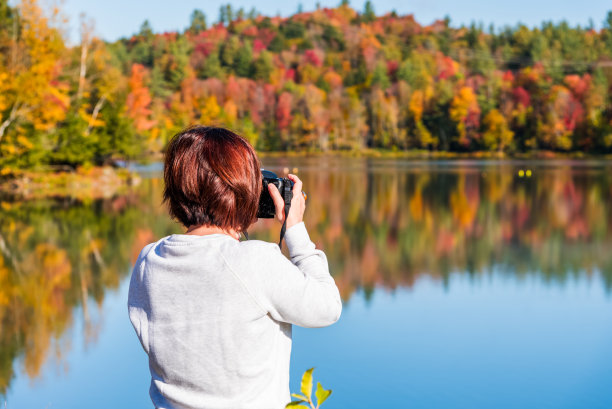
[[254, 160, 612, 300], [1, 161, 612, 392], [0, 179, 180, 394]]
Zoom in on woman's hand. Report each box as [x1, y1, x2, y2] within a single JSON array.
[[268, 174, 305, 229]]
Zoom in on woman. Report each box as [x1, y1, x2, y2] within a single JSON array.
[[128, 126, 342, 409]]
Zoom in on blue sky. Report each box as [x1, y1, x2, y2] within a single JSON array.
[[61, 0, 612, 43]]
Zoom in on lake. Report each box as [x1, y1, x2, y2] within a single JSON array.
[[1, 157, 611, 409]]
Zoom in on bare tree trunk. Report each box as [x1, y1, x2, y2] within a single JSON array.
[[10, 18, 17, 69], [85, 95, 106, 136], [76, 14, 94, 101], [0, 103, 20, 141], [0, 117, 13, 141], [77, 39, 88, 100]]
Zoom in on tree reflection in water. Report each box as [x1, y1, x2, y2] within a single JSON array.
[[1, 159, 611, 393], [0, 178, 181, 394], [252, 159, 612, 299]]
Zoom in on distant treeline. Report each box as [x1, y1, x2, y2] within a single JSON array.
[[2, 0, 612, 168]]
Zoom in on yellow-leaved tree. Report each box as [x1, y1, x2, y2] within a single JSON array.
[[0, 0, 67, 142], [482, 109, 514, 152], [449, 86, 481, 149]]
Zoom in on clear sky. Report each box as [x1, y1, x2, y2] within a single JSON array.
[[60, 0, 612, 43]]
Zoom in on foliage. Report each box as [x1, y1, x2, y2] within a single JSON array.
[[0, 0, 144, 170], [286, 368, 332, 409], [3, 0, 612, 169]]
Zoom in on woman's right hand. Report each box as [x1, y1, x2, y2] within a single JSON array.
[[268, 174, 305, 229]]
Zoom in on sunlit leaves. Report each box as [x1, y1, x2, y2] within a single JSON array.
[[286, 368, 332, 409], [301, 367, 313, 400], [315, 382, 332, 406]]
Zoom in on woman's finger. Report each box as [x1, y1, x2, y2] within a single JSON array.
[[267, 183, 285, 221], [287, 174, 303, 195], [285, 174, 305, 229]]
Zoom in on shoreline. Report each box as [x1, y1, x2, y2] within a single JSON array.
[[147, 148, 612, 160], [0, 166, 140, 200], [256, 149, 612, 160], [2, 150, 611, 199]]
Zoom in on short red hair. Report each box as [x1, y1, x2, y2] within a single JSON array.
[[163, 126, 262, 232]]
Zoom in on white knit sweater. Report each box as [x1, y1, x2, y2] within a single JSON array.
[[128, 222, 342, 409]]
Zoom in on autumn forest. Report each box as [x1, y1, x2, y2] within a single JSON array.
[[2, 0, 612, 170]]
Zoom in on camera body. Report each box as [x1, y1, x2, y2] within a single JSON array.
[[257, 170, 294, 219]]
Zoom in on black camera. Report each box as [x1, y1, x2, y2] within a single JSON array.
[[257, 170, 294, 219]]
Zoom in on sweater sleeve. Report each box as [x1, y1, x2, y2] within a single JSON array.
[[254, 222, 342, 328], [127, 243, 155, 353]]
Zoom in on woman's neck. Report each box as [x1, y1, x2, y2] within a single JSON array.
[[185, 224, 240, 240]]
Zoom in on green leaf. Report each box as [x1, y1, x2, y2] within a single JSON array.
[[300, 368, 314, 401], [291, 393, 308, 401], [315, 382, 332, 407], [285, 401, 307, 408]]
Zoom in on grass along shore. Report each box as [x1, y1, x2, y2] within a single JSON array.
[[0, 166, 140, 200]]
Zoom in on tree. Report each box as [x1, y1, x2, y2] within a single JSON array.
[[604, 11, 612, 52], [219, 4, 233, 25], [449, 86, 481, 149], [3, 0, 612, 165], [371, 62, 390, 89], [253, 51, 273, 81], [200, 95, 221, 124], [276, 92, 292, 131], [482, 109, 513, 152], [199, 51, 223, 79], [76, 13, 95, 101], [247, 8, 258, 20], [362, 1, 375, 23], [126, 64, 155, 132], [409, 90, 437, 148], [138, 19, 153, 38], [188, 9, 207, 34], [0, 0, 67, 142], [220, 36, 240, 67], [283, 20, 306, 39], [234, 42, 253, 77], [166, 36, 190, 88]]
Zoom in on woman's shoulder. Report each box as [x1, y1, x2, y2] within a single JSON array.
[[217, 238, 285, 274], [136, 242, 157, 263], [223, 238, 282, 260], [133, 237, 170, 269], [239, 238, 280, 251]]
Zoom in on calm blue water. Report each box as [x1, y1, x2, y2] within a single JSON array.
[[5, 272, 611, 408], [2, 158, 612, 408]]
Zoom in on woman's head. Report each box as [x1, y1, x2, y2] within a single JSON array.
[[163, 126, 262, 232]]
